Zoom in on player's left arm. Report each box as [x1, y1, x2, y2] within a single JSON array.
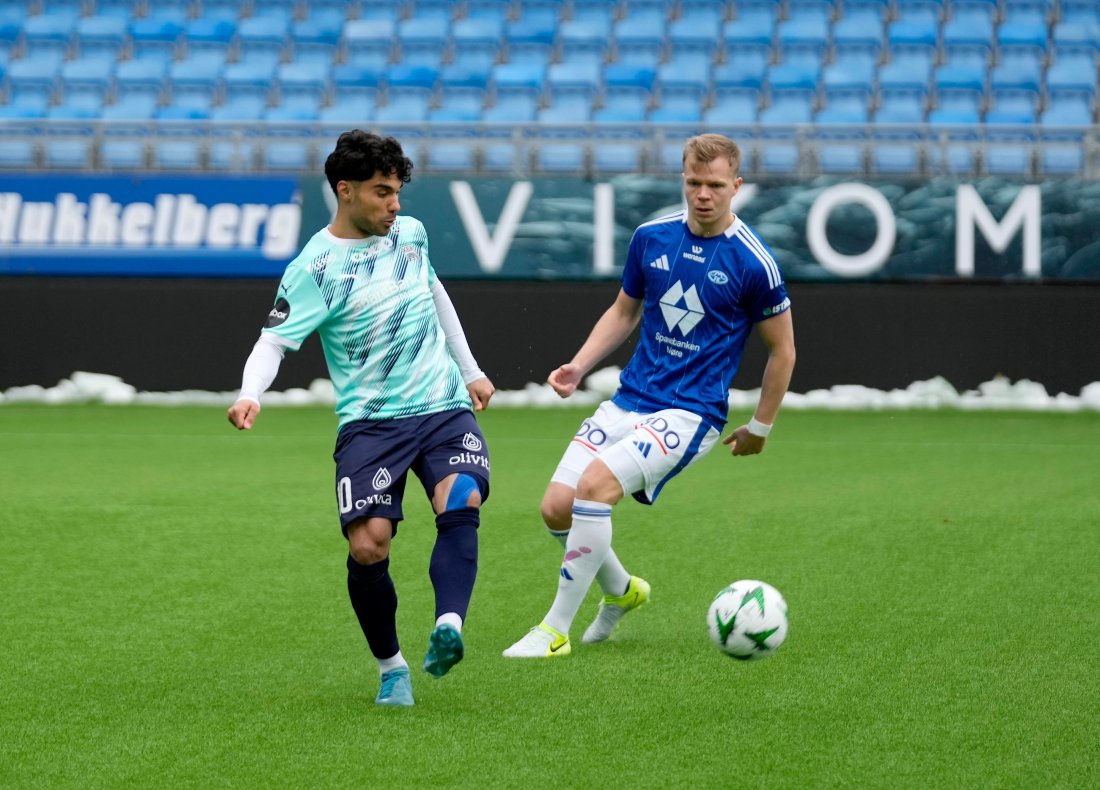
[[724, 309, 796, 456], [430, 279, 495, 411]]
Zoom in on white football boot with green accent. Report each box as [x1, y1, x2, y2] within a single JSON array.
[[502, 622, 571, 658], [581, 576, 651, 644]]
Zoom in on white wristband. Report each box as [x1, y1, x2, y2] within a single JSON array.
[[747, 417, 772, 438]]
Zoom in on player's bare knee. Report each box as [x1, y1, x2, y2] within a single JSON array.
[[346, 518, 392, 565], [576, 462, 623, 504], [540, 494, 571, 530]]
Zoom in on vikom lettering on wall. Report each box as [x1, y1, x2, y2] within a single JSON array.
[[0, 174, 301, 276]]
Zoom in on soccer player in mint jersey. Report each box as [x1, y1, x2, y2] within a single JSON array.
[[504, 134, 796, 658], [228, 131, 496, 706]]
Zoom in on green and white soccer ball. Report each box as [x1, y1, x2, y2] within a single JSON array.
[[707, 580, 789, 660]]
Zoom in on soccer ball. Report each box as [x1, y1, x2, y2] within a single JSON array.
[[707, 580, 789, 660]]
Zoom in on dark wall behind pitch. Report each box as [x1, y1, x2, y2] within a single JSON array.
[[1, 277, 1099, 396]]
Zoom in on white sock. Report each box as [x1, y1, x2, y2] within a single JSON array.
[[378, 651, 407, 675], [544, 500, 613, 635], [548, 527, 631, 597], [436, 612, 462, 632]]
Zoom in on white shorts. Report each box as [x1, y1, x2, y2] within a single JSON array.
[[550, 400, 720, 505]]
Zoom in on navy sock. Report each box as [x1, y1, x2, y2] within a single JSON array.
[[346, 555, 399, 660], [429, 508, 480, 621]]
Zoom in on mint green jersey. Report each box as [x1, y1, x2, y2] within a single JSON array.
[[263, 217, 471, 427]]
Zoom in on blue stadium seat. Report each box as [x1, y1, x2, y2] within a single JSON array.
[[704, 92, 759, 125], [877, 49, 933, 94], [482, 94, 538, 124], [129, 16, 183, 61], [6, 54, 61, 109], [668, 15, 723, 59], [816, 94, 870, 124], [1041, 95, 1094, 127], [648, 93, 704, 124], [832, 7, 884, 54], [871, 130, 922, 174], [0, 137, 37, 167], [887, 11, 938, 51], [759, 134, 801, 174], [767, 57, 820, 94], [546, 58, 602, 103], [101, 94, 158, 120], [319, 100, 375, 125], [714, 52, 768, 93], [209, 138, 257, 171], [168, 55, 224, 113], [924, 128, 979, 176], [424, 141, 479, 172], [538, 93, 593, 123], [984, 128, 1036, 176], [262, 141, 314, 171], [1046, 52, 1098, 98], [604, 62, 656, 97], [506, 9, 558, 48], [398, 15, 451, 62], [43, 140, 91, 169], [375, 93, 432, 124], [452, 14, 504, 51], [876, 91, 926, 123], [595, 92, 650, 123], [101, 127, 147, 169], [816, 133, 867, 174], [997, 15, 1048, 64], [182, 15, 232, 49], [75, 15, 128, 60], [558, 15, 612, 60], [656, 52, 712, 101], [985, 93, 1037, 125], [593, 142, 643, 174], [277, 61, 330, 104], [153, 139, 201, 170], [491, 61, 546, 99], [536, 142, 587, 173], [928, 91, 982, 125], [210, 97, 265, 121], [722, 9, 776, 53], [237, 13, 290, 61], [821, 54, 875, 98], [759, 93, 813, 125], [776, 10, 829, 57], [439, 56, 494, 92], [223, 60, 277, 103], [613, 10, 666, 59], [343, 17, 395, 60], [59, 55, 113, 107], [291, 12, 344, 65], [115, 56, 166, 102]]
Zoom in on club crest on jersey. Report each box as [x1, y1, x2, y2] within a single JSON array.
[[659, 280, 705, 335], [400, 244, 421, 264], [708, 270, 730, 285], [372, 467, 392, 490], [462, 432, 483, 452]]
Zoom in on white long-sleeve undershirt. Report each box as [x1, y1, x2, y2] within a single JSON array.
[[431, 279, 485, 385]]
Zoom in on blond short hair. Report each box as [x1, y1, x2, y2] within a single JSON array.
[[683, 134, 742, 177]]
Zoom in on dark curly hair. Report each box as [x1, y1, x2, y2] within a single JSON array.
[[324, 130, 413, 194]]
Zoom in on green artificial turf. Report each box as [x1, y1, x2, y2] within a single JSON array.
[[1, 405, 1097, 788]]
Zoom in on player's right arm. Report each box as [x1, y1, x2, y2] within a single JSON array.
[[227, 334, 290, 430], [227, 255, 329, 430], [548, 288, 642, 398]]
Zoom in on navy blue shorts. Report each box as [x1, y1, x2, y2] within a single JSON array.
[[332, 408, 490, 534]]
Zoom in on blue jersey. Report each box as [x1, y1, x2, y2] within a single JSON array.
[[613, 212, 791, 431]]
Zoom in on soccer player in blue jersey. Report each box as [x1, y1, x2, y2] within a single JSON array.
[[227, 131, 495, 705], [504, 133, 796, 658]]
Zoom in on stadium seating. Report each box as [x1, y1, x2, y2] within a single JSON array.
[[0, 0, 1091, 176]]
